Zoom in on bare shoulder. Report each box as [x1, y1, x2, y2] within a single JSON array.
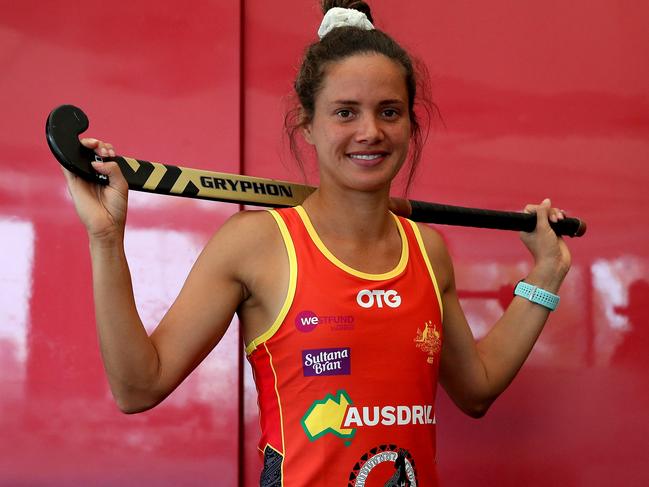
[[198, 209, 285, 281], [412, 222, 455, 292], [217, 209, 282, 245], [210, 209, 290, 343]]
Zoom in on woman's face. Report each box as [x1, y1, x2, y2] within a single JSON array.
[[303, 53, 411, 193]]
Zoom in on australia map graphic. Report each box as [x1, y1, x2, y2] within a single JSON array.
[[301, 390, 356, 441]]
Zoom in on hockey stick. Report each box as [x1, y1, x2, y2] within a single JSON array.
[[46, 105, 586, 237]]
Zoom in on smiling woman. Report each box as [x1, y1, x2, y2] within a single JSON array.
[[285, 0, 432, 192], [301, 53, 412, 193], [59, 0, 572, 486]]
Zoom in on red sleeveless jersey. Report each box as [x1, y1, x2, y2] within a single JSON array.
[[246, 206, 444, 487]]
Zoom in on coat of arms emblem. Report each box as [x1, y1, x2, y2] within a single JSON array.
[[414, 320, 441, 364]]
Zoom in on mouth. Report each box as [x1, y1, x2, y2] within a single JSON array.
[[347, 152, 389, 166]]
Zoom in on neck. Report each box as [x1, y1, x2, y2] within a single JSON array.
[[301, 184, 395, 242]]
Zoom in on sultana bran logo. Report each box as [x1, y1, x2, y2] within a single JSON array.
[[414, 320, 441, 364], [302, 347, 351, 377]]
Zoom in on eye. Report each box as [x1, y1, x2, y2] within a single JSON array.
[[335, 109, 354, 119], [381, 108, 400, 119]]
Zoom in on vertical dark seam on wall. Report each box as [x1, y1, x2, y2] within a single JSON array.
[[237, 0, 246, 485]]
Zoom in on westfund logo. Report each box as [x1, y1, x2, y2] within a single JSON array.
[[294, 310, 355, 332], [302, 347, 351, 377]]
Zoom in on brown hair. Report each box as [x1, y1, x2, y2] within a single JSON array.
[[286, 0, 436, 191]]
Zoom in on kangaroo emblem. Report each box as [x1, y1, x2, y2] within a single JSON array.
[[384, 449, 411, 487]]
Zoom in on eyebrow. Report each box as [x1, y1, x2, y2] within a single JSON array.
[[330, 99, 406, 106]]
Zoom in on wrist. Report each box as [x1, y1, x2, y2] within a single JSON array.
[[89, 230, 125, 250], [526, 263, 568, 293], [514, 280, 560, 311]]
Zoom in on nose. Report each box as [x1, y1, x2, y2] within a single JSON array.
[[355, 114, 384, 144]]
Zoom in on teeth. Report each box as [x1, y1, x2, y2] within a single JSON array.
[[350, 154, 382, 160]]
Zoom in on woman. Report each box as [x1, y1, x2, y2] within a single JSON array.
[[63, 1, 571, 485]]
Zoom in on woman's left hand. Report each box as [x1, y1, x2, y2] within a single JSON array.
[[519, 198, 572, 288]]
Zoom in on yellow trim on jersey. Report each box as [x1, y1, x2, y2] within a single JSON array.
[[245, 210, 298, 355], [266, 343, 286, 485], [295, 205, 409, 281], [408, 220, 444, 320]]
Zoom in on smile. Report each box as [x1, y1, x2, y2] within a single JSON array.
[[347, 151, 390, 165], [349, 154, 383, 160]]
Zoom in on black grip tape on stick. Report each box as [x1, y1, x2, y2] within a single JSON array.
[[409, 200, 586, 237]]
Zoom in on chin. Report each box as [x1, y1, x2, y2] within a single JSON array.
[[343, 175, 395, 194]]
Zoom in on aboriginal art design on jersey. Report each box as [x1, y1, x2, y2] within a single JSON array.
[[348, 444, 418, 487], [260, 446, 283, 487]]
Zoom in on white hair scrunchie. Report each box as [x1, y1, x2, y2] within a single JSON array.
[[317, 7, 374, 39]]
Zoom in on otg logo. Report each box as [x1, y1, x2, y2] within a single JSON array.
[[356, 289, 401, 309]]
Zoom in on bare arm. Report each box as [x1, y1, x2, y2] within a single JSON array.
[[89, 214, 249, 413], [421, 199, 571, 417], [64, 139, 255, 413]]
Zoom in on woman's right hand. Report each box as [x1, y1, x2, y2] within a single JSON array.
[[62, 138, 129, 242]]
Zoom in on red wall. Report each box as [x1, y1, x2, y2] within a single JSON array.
[[1, 1, 648, 485]]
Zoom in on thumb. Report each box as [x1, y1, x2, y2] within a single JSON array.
[[534, 198, 552, 230], [91, 160, 129, 193]]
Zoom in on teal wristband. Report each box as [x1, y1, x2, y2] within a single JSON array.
[[514, 280, 560, 311]]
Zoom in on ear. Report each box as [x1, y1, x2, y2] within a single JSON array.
[[299, 107, 315, 145], [302, 124, 315, 145]]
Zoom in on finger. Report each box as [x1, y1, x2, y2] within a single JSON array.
[[549, 207, 563, 222], [90, 160, 128, 193], [549, 206, 559, 223], [102, 142, 116, 157], [95, 144, 116, 158], [523, 204, 537, 214], [535, 198, 552, 228], [80, 137, 100, 148], [80, 138, 117, 157], [548, 204, 566, 222]]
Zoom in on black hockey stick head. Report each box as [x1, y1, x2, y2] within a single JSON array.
[[46, 105, 108, 185]]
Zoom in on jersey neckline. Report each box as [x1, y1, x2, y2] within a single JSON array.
[[294, 205, 409, 281]]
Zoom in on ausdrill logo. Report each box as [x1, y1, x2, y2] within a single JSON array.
[[200, 176, 293, 197], [301, 390, 435, 443]]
